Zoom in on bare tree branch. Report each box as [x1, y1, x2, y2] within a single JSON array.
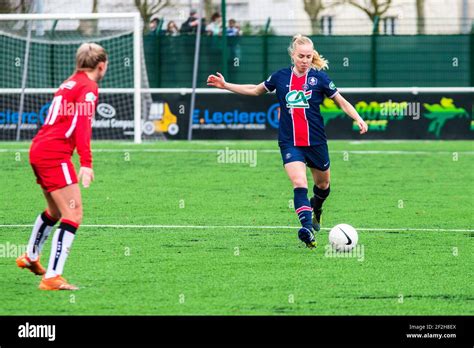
[[134, 0, 170, 32], [303, 0, 344, 34], [150, 0, 169, 13], [379, 0, 392, 14], [416, 0, 425, 34], [347, 0, 374, 20]]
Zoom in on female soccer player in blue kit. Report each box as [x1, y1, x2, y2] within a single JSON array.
[[207, 34, 368, 248]]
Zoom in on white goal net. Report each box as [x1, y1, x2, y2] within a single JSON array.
[[0, 13, 150, 143]]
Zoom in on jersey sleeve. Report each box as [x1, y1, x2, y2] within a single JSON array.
[[321, 73, 339, 98], [263, 72, 278, 93], [74, 84, 97, 168]]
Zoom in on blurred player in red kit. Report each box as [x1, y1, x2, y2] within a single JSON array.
[[16, 43, 108, 290]]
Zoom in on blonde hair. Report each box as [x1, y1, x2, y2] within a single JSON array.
[[288, 34, 328, 71], [75, 43, 107, 71]]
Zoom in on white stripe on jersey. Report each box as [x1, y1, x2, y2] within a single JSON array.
[[46, 95, 63, 125], [263, 83, 272, 93], [303, 73, 310, 146], [61, 163, 73, 185], [65, 110, 78, 138], [289, 72, 296, 146]]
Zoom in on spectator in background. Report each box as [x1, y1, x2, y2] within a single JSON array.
[[206, 12, 222, 36], [226, 18, 241, 72], [166, 21, 179, 36], [226, 19, 241, 36], [148, 17, 160, 35], [180, 9, 206, 34]]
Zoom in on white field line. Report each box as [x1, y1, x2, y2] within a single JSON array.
[[0, 224, 472, 232], [0, 149, 473, 155]]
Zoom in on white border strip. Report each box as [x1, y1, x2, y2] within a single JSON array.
[[1, 149, 473, 155], [0, 87, 473, 94], [0, 224, 472, 232], [0, 13, 139, 20]]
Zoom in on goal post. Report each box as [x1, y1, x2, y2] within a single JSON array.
[[0, 12, 143, 143]]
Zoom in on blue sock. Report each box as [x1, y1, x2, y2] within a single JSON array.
[[294, 187, 312, 230]]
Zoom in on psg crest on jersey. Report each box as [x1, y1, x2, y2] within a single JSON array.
[[309, 77, 317, 86]]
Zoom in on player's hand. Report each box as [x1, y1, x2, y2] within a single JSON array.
[[357, 117, 368, 134], [78, 167, 94, 188], [207, 72, 226, 89]]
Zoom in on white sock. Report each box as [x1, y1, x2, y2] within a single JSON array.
[[45, 221, 77, 279], [26, 212, 57, 262]]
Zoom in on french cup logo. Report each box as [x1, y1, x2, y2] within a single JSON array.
[[285, 90, 312, 108], [308, 77, 317, 86]]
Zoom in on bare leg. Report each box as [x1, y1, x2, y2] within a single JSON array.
[[42, 190, 62, 220], [49, 184, 83, 225], [309, 167, 330, 191], [284, 161, 308, 188]]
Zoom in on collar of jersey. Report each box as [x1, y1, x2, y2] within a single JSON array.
[[291, 66, 311, 78]]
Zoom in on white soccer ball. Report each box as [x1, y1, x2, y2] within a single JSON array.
[[329, 224, 358, 252]]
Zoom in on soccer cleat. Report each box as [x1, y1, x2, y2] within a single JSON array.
[[313, 208, 322, 232], [310, 197, 322, 232], [16, 253, 46, 276], [39, 275, 79, 291], [298, 227, 317, 249]]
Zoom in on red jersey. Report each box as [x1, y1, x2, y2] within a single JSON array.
[[30, 71, 98, 168]]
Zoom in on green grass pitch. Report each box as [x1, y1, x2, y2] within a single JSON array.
[[0, 140, 472, 315]]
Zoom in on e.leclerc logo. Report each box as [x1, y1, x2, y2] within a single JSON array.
[[0, 103, 51, 129], [192, 104, 280, 130]]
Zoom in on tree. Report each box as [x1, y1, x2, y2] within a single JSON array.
[[204, 0, 214, 22], [0, 0, 13, 13], [303, 0, 343, 35], [78, 0, 99, 36], [416, 0, 425, 34], [134, 0, 170, 33], [345, 0, 393, 33], [0, 0, 34, 31], [0, 0, 31, 14]]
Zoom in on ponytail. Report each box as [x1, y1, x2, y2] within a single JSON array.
[[312, 49, 328, 71]]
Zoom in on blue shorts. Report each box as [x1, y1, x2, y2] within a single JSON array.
[[280, 144, 330, 171]]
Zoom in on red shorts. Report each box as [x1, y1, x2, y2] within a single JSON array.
[[31, 160, 78, 193]]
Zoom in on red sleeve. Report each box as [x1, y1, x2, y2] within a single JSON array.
[[74, 83, 97, 168]]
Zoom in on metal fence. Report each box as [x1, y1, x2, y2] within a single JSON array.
[[144, 33, 473, 88]]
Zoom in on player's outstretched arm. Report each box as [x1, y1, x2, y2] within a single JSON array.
[[207, 72, 266, 96], [333, 93, 368, 134]]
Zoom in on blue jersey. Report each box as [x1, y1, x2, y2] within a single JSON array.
[[263, 66, 339, 147]]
